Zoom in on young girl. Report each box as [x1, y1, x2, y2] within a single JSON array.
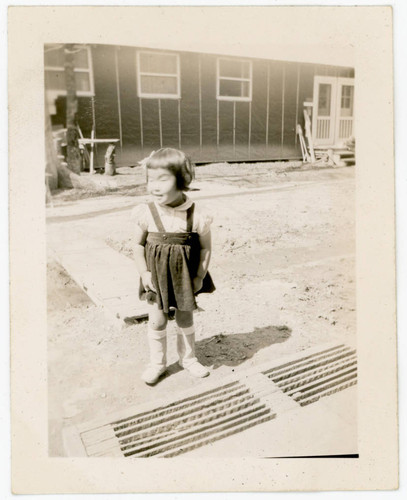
[[132, 148, 215, 385]]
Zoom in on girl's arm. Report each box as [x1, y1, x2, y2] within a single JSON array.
[[193, 230, 212, 293], [134, 225, 156, 292]]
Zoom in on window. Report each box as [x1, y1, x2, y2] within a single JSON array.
[[317, 83, 332, 116], [44, 44, 94, 97], [340, 85, 354, 117], [136, 51, 181, 99], [217, 58, 252, 101]]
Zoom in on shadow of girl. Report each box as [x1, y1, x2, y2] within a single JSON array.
[[195, 325, 292, 369]]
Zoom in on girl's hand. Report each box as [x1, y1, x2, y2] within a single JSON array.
[[141, 271, 156, 292], [193, 276, 203, 293]]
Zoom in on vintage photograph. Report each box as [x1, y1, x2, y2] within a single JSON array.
[[45, 40, 357, 458], [9, 4, 398, 493]]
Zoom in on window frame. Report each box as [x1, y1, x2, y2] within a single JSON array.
[[216, 57, 253, 102], [136, 50, 181, 100], [44, 44, 95, 100], [340, 85, 354, 115]]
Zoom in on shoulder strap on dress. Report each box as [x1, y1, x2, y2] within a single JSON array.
[[148, 202, 166, 232], [186, 203, 195, 232]]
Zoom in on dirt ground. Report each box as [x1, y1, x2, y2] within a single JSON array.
[[47, 162, 355, 456]]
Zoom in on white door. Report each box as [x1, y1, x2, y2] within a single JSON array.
[[334, 78, 355, 144], [312, 76, 337, 146], [312, 76, 354, 147]]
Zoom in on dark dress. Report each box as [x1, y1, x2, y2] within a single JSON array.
[[139, 202, 215, 312]]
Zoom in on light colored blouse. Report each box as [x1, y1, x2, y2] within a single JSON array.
[[131, 196, 213, 235]]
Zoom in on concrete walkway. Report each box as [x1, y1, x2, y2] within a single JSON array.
[[47, 223, 148, 323]]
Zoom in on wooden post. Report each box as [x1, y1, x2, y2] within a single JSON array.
[[90, 128, 95, 174], [281, 65, 286, 156], [266, 64, 270, 152], [295, 64, 300, 146], [114, 47, 123, 149], [104, 144, 116, 176], [233, 101, 236, 158], [248, 101, 252, 158], [64, 44, 81, 174], [158, 99, 163, 148], [178, 99, 182, 150], [91, 95, 97, 166], [303, 109, 316, 163], [216, 99, 219, 158], [198, 56, 203, 154], [139, 98, 144, 151]]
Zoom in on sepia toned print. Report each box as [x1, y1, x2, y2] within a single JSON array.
[[10, 5, 397, 493]]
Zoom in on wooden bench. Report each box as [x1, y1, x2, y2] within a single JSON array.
[[78, 137, 120, 174]]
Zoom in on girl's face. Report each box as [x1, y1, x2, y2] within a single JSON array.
[[147, 167, 183, 207]]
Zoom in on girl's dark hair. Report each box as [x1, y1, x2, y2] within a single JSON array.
[[145, 148, 195, 191]]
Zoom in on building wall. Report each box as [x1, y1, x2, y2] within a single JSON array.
[[49, 45, 354, 167]]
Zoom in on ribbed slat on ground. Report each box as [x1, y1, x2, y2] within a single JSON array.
[[66, 343, 357, 457]]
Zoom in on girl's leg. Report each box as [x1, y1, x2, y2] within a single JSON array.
[[142, 304, 168, 385], [175, 310, 209, 378]]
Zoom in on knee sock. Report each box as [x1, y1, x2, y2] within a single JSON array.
[[177, 325, 197, 367], [147, 327, 167, 368]]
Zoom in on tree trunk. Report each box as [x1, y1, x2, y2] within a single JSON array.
[[44, 101, 59, 191], [45, 99, 101, 191], [104, 144, 116, 176], [64, 44, 81, 174]]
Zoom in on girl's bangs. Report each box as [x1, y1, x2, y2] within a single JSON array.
[[146, 149, 184, 171]]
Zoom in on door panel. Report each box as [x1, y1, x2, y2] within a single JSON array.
[[312, 76, 354, 147], [312, 77, 337, 145], [335, 78, 354, 144]]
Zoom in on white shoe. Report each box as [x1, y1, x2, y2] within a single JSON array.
[[142, 365, 166, 385], [180, 360, 210, 378], [177, 330, 209, 377]]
